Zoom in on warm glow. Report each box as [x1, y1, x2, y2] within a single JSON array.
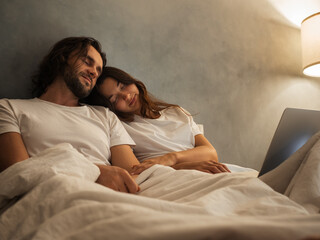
[[301, 12, 320, 77], [303, 64, 320, 77], [268, 0, 320, 28]]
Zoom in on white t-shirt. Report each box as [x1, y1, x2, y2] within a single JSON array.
[[122, 107, 202, 162], [0, 98, 135, 165]]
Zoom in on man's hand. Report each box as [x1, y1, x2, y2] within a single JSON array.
[[95, 164, 140, 193], [172, 160, 231, 174]]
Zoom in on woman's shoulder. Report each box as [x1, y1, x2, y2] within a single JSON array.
[[159, 107, 193, 122], [161, 106, 190, 116]]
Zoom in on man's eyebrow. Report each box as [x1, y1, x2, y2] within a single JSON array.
[[86, 55, 102, 75]]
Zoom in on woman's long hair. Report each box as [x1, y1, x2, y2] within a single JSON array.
[[84, 66, 179, 122]]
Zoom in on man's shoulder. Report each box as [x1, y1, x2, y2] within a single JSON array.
[[86, 104, 109, 113], [0, 98, 36, 102], [0, 98, 35, 107], [86, 105, 118, 119]]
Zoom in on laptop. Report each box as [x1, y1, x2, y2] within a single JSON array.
[[258, 108, 320, 177]]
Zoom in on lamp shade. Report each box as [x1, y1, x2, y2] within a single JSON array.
[[301, 12, 320, 77]]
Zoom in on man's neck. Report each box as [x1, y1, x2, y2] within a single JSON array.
[[39, 78, 80, 107]]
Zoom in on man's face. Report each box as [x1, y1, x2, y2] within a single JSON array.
[[64, 45, 103, 98]]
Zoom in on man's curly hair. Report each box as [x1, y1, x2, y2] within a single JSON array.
[[31, 37, 107, 97]]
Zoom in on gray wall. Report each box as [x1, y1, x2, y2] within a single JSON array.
[[1, 0, 320, 170]]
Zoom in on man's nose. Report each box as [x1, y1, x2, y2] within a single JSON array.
[[88, 67, 97, 79]]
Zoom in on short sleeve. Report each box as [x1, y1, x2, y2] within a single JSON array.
[[180, 107, 202, 137], [0, 99, 20, 135], [190, 119, 202, 136], [107, 110, 136, 147]]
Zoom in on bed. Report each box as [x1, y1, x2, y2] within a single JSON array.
[[0, 132, 320, 239]]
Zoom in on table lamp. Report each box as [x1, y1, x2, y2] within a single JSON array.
[[301, 12, 320, 77]]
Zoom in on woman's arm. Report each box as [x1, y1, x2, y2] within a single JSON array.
[[131, 134, 230, 174], [171, 161, 230, 174], [0, 132, 30, 172], [170, 134, 218, 164]]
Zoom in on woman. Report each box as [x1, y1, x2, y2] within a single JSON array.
[[85, 66, 230, 175]]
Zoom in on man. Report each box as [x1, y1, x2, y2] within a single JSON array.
[[0, 37, 140, 193]]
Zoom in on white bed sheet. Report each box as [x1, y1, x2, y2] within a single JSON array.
[[0, 142, 319, 240]]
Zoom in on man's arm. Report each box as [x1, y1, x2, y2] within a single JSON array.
[[110, 145, 140, 172], [0, 132, 29, 172], [95, 145, 140, 193]]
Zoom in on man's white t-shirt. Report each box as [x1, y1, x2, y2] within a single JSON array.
[[122, 107, 202, 162], [0, 98, 135, 165]]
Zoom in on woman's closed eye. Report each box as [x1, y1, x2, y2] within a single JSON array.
[[106, 81, 127, 106], [109, 95, 118, 105], [119, 83, 125, 90]]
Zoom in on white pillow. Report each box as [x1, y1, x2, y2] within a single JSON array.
[[284, 137, 320, 214], [259, 132, 320, 194]]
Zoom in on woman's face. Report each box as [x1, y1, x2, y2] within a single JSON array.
[[98, 77, 141, 114]]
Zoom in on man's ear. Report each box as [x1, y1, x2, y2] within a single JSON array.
[[57, 54, 67, 66], [60, 55, 66, 62]]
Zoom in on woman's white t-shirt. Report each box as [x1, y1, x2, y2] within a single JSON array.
[[122, 107, 202, 162]]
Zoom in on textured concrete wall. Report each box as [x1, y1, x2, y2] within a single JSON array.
[[1, 0, 320, 170]]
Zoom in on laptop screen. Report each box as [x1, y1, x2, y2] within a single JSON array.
[[258, 108, 320, 177]]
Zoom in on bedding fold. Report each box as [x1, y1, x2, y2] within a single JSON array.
[[0, 141, 320, 240]]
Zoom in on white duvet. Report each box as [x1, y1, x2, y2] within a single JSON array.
[[0, 135, 320, 240]]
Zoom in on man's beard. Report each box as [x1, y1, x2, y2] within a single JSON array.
[[64, 66, 92, 99]]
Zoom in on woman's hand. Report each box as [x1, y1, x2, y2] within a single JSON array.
[[130, 153, 177, 175], [130, 154, 231, 175], [172, 160, 231, 174]]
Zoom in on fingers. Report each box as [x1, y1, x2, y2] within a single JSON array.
[[131, 163, 154, 175], [207, 165, 223, 174], [131, 164, 143, 174], [215, 164, 229, 173], [221, 164, 231, 173], [208, 161, 230, 173], [113, 169, 139, 193], [193, 161, 231, 174], [122, 171, 140, 193], [95, 165, 140, 194], [215, 162, 231, 173], [117, 181, 129, 193], [131, 165, 143, 175], [197, 165, 222, 174]]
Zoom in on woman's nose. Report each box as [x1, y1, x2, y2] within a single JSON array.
[[120, 92, 130, 101]]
